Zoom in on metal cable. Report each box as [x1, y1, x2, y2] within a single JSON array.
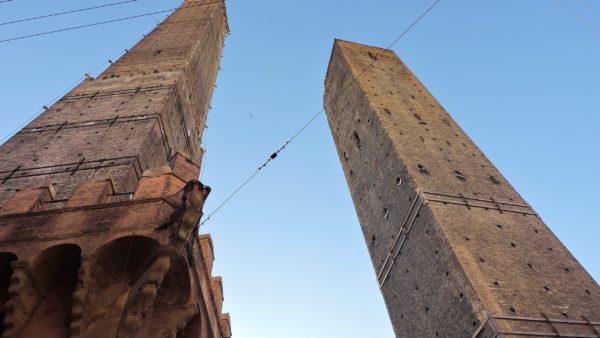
[[0, 1, 223, 44], [200, 0, 442, 226], [556, 0, 600, 37], [0, 0, 140, 26], [578, 0, 600, 23]]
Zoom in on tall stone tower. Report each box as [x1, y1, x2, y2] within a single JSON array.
[[324, 40, 599, 337], [0, 1, 231, 337]]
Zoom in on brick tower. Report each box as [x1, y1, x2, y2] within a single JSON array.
[[0, 1, 231, 337], [324, 40, 599, 337]]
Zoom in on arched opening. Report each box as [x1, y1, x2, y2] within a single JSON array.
[[81, 236, 160, 338], [0, 252, 17, 336], [21, 244, 81, 338]]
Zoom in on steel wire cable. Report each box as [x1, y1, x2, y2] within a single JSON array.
[[0, 1, 223, 44], [0, 37, 146, 145], [200, 0, 442, 226], [0, 0, 140, 26], [578, 0, 600, 23], [556, 0, 600, 37]]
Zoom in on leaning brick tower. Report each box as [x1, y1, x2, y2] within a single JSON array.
[[324, 40, 599, 337], [0, 1, 231, 337]]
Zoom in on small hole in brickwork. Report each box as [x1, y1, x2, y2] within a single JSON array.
[[445, 271, 449, 276], [544, 286, 550, 291], [493, 281, 499, 286], [419, 136, 425, 142], [510, 307, 516, 313], [435, 332, 439, 336], [564, 267, 570, 272], [426, 230, 430, 235], [459, 292, 463, 299], [396, 177, 402, 187], [534, 229, 539, 234], [472, 321, 477, 327], [489, 176, 501, 185], [479, 257, 485, 263], [383, 208, 389, 220], [435, 250, 439, 255], [352, 131, 362, 149], [496, 224, 503, 229], [343, 152, 349, 161], [425, 306, 429, 312], [349, 170, 353, 176], [464, 237, 470, 241], [548, 247, 554, 252], [510, 242, 516, 248], [562, 312, 568, 318], [400, 314, 404, 319], [454, 170, 466, 180], [394, 294, 397, 298], [406, 269, 409, 274], [527, 263, 533, 269], [417, 164, 429, 175], [585, 289, 591, 295], [415, 286, 419, 290], [367, 51, 378, 60]]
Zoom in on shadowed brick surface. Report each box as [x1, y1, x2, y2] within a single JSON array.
[[324, 40, 600, 338]]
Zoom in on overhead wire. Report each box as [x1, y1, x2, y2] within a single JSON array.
[[0, 0, 140, 27], [0, 32, 150, 145], [0, 1, 223, 44], [578, 0, 600, 23], [200, 0, 442, 226], [556, 0, 600, 37]]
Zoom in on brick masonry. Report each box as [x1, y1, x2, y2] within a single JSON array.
[[0, 1, 231, 337], [324, 40, 600, 338]]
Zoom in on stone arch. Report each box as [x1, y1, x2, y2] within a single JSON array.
[[0, 252, 17, 336], [20, 244, 81, 338], [80, 236, 161, 338]]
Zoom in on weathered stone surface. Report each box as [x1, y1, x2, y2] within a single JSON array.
[[0, 1, 231, 337], [324, 40, 600, 337]]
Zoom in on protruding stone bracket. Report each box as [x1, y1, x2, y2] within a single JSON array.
[[1, 261, 39, 338], [70, 257, 92, 338], [116, 253, 172, 338]]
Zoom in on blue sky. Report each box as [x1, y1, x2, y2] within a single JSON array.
[[1, 1, 599, 337]]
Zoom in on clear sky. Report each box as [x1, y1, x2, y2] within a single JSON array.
[[1, 1, 599, 337]]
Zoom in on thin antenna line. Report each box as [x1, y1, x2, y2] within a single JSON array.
[[578, 0, 600, 23], [201, 0, 441, 226], [0, 0, 140, 26], [556, 0, 600, 37], [0, 34, 148, 145], [0, 1, 223, 44]]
